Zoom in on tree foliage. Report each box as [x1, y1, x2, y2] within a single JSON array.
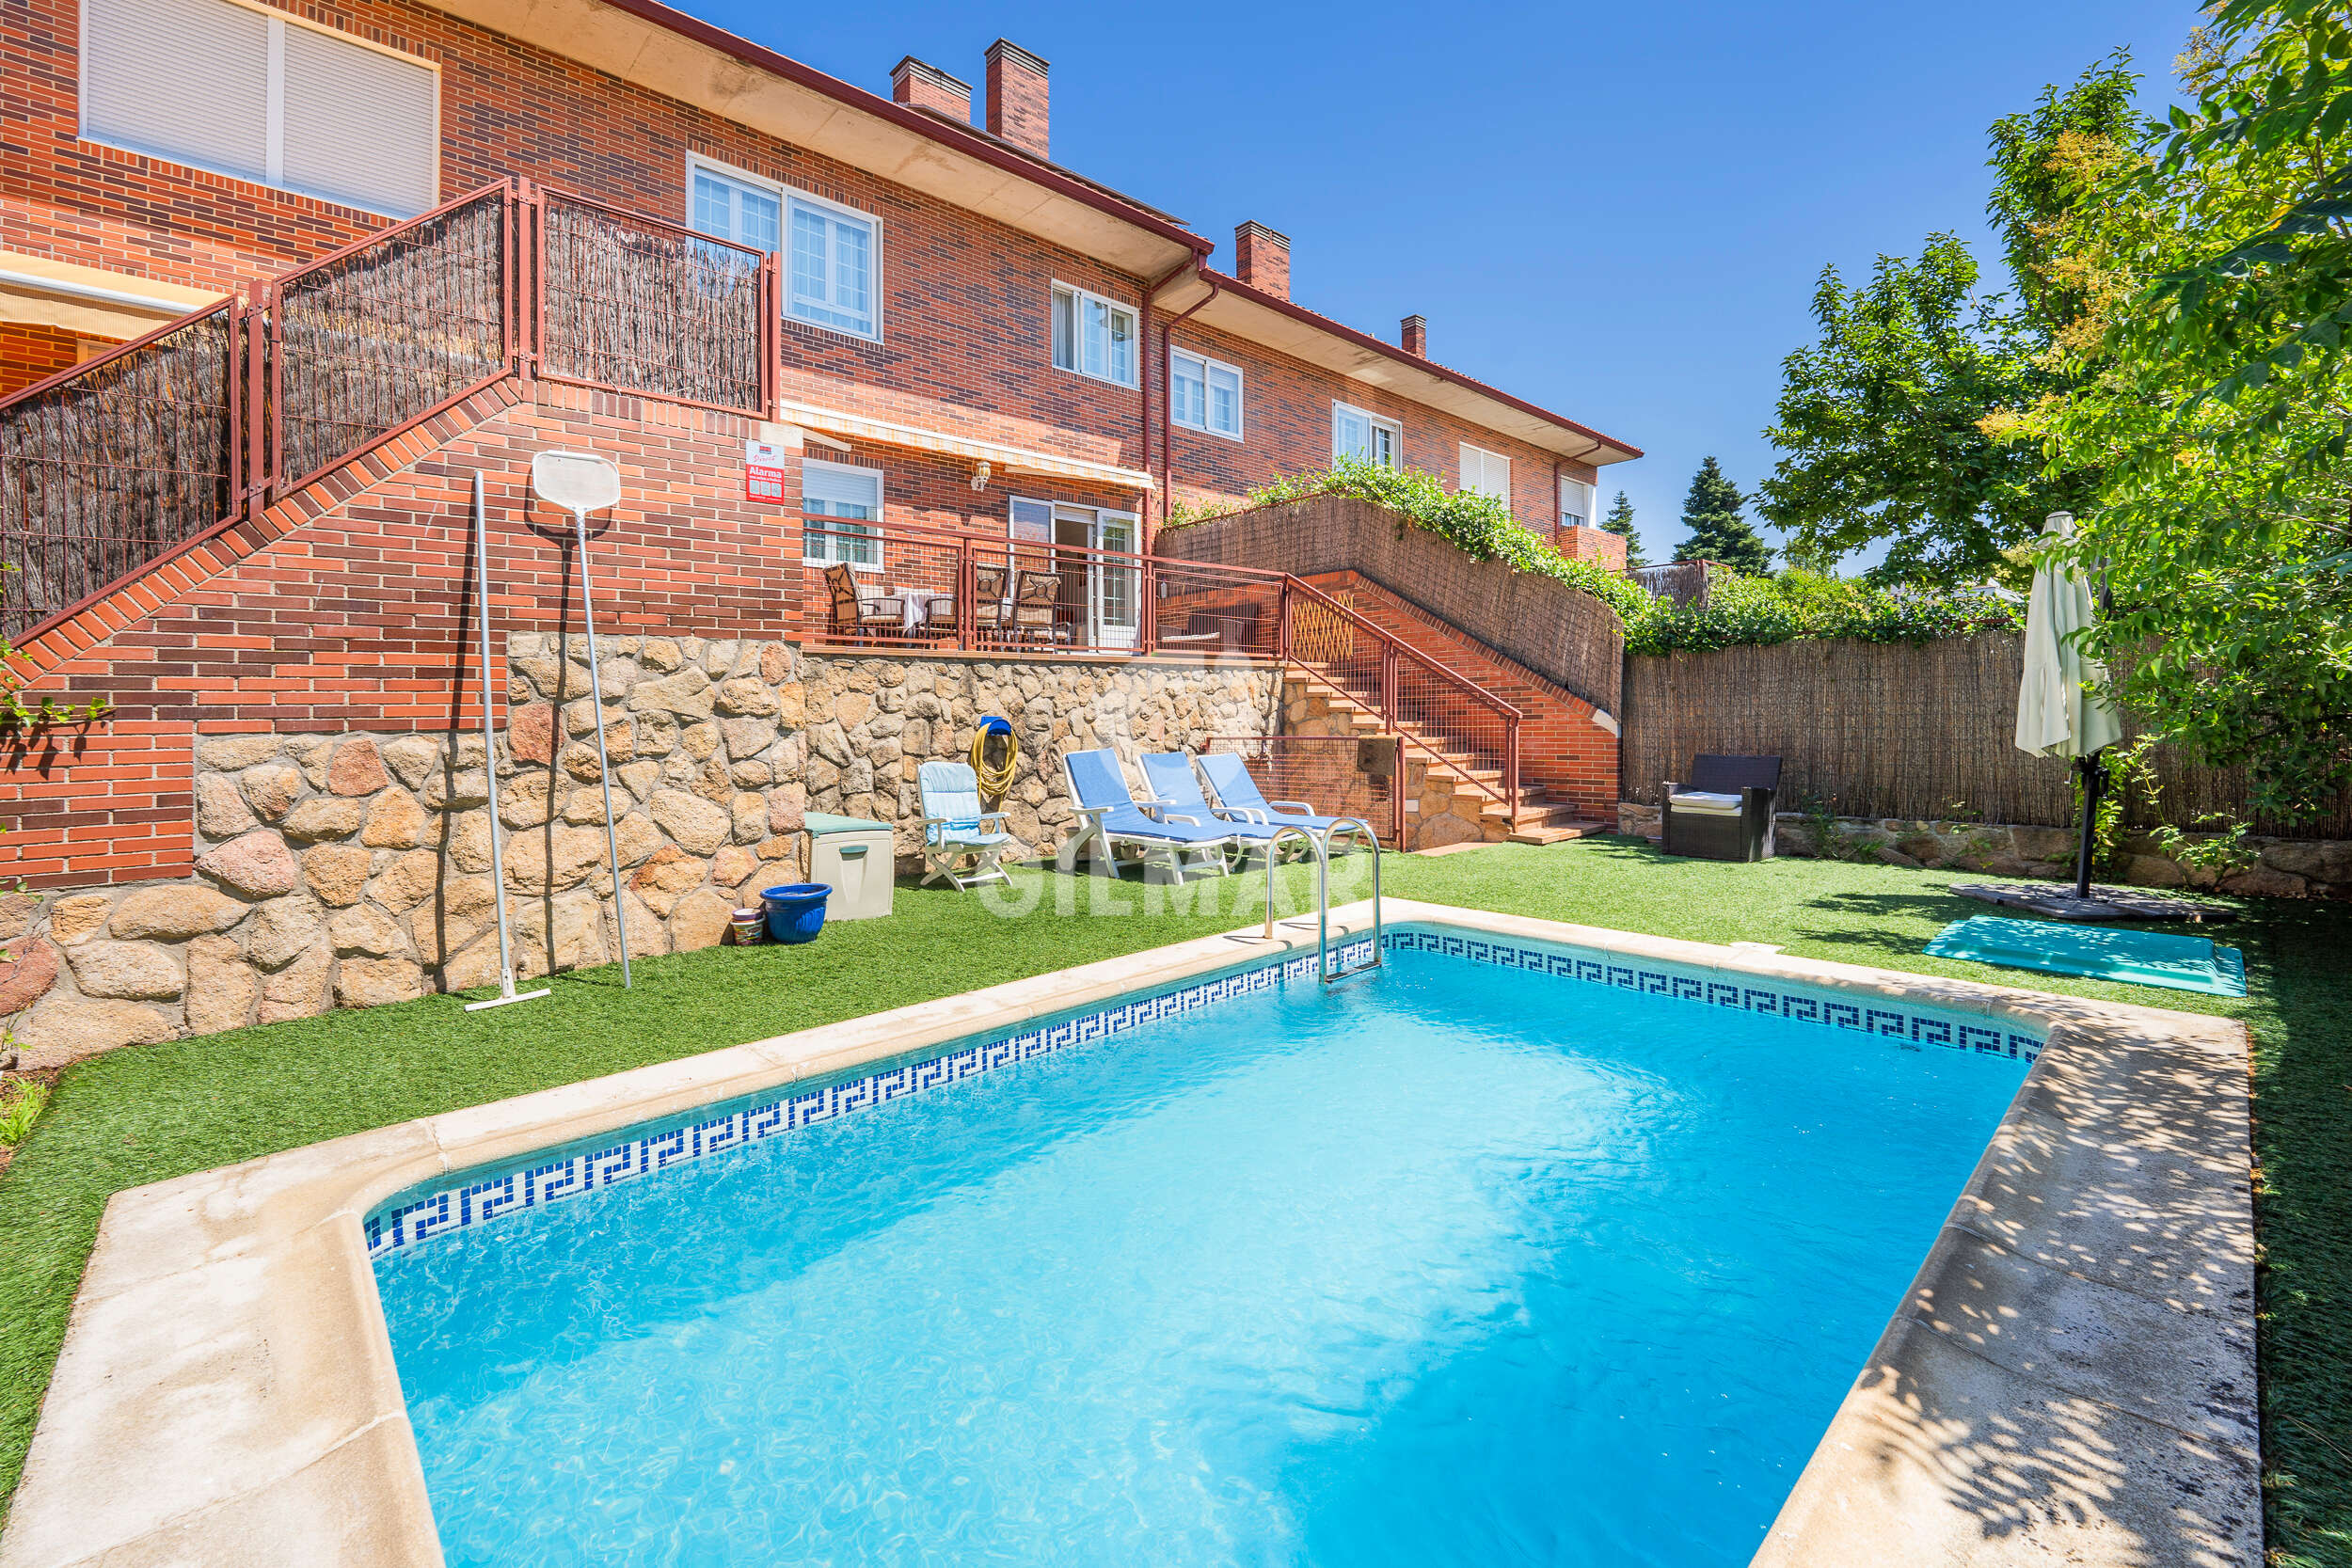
[[1760, 58, 2138, 589], [1600, 490, 1648, 569], [1675, 456, 1772, 575], [2018, 0, 2352, 820]]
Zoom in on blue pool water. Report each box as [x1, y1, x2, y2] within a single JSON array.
[[374, 942, 2029, 1567]]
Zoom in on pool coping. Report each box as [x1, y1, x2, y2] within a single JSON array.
[[0, 899, 2259, 1568]]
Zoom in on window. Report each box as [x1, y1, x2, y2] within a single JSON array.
[[1332, 403, 1402, 469], [1558, 477, 1595, 531], [1460, 444, 1512, 504], [802, 458, 883, 568], [1170, 349, 1244, 439], [691, 166, 779, 254], [1051, 283, 1137, 388], [80, 0, 437, 217], [689, 159, 881, 341]]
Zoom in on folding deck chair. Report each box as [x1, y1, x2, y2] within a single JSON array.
[[1055, 749, 1238, 883], [917, 759, 1019, 890], [1196, 751, 1377, 851], [1138, 753, 1289, 866]]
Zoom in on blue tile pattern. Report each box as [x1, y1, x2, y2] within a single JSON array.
[[367, 927, 2040, 1259], [1382, 928, 2040, 1062]]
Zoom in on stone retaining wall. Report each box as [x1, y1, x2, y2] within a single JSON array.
[[0, 640, 1279, 1069], [1613, 801, 2352, 899]]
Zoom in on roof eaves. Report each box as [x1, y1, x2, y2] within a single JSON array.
[[1196, 267, 1643, 463], [595, 0, 1212, 261]]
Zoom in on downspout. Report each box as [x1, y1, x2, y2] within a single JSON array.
[[1146, 264, 1220, 545]]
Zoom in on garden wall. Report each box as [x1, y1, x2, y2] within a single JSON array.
[[1156, 495, 1626, 722], [1621, 632, 2352, 840], [0, 641, 1279, 1070], [1613, 801, 2350, 900]]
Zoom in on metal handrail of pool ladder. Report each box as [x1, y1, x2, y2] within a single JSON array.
[[1260, 819, 1383, 983]]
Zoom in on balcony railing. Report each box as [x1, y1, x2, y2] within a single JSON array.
[[794, 518, 1520, 811]]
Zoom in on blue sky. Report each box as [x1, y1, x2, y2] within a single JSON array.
[[703, 0, 2190, 569]]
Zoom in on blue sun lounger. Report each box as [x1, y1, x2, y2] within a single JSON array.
[[1055, 749, 1238, 882], [1139, 753, 1287, 864], [1196, 751, 1376, 850]]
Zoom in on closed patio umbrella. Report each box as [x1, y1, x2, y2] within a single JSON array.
[[2015, 511, 2123, 900]]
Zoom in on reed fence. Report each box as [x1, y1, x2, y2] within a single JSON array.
[[1621, 633, 2351, 839]]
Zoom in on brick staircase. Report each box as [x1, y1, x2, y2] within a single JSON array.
[[1281, 667, 1612, 847]]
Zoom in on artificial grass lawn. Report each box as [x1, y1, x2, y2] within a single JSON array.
[[1, 837, 2345, 1560]]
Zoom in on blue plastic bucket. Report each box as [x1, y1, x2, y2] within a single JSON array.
[[761, 884, 832, 944]]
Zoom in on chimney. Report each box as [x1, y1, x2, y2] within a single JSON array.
[[985, 40, 1050, 158], [1400, 314, 1427, 357], [891, 56, 972, 124], [1234, 221, 1290, 300]]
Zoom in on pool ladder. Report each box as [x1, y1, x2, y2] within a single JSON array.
[[1261, 818, 1383, 983]]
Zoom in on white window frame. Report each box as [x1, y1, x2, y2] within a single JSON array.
[[1332, 402, 1403, 469], [1558, 476, 1596, 531], [800, 456, 886, 571], [687, 153, 882, 343], [1168, 347, 1245, 441], [1460, 443, 1512, 504], [77, 0, 440, 219], [1050, 280, 1140, 388]]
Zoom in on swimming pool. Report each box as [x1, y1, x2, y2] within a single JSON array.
[[370, 927, 2036, 1567]]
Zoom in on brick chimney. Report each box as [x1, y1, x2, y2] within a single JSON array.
[[1400, 314, 1427, 356], [986, 40, 1049, 158], [891, 56, 972, 124], [1234, 221, 1290, 300]]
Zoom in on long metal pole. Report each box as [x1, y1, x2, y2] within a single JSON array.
[[2073, 752, 2105, 903], [572, 505, 631, 987], [464, 472, 547, 1011]]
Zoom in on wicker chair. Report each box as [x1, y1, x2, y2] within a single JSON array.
[[823, 563, 906, 641], [1009, 569, 1069, 644], [1661, 754, 1781, 862], [973, 563, 1011, 642]]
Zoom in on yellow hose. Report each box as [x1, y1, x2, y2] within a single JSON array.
[[971, 722, 1019, 799]]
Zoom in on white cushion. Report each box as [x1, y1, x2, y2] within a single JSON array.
[[1668, 790, 1743, 816]]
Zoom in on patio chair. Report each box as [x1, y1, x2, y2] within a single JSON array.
[[1196, 751, 1375, 851], [1661, 753, 1781, 862], [824, 563, 907, 641], [1054, 748, 1237, 882], [917, 759, 1019, 890], [972, 563, 1011, 642], [1010, 569, 1070, 645], [1138, 752, 1287, 865]]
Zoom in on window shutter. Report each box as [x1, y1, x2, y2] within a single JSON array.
[[803, 461, 881, 517], [278, 23, 437, 217], [82, 0, 270, 185]]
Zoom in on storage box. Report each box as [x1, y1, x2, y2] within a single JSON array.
[[805, 812, 896, 920]]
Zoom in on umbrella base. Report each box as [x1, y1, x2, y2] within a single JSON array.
[[1950, 882, 2236, 925]]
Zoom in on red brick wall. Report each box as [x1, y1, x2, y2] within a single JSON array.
[[0, 322, 84, 397], [1553, 523, 1628, 572], [1159, 315, 1599, 541], [1302, 570, 1617, 818], [1, 376, 1139, 887]]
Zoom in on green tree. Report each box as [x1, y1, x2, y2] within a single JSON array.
[[1758, 58, 2137, 588], [2021, 0, 2352, 821], [1599, 490, 1648, 569], [1675, 457, 1772, 575]]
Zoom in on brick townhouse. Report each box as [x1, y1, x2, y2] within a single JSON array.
[[1, 0, 1636, 561], [0, 0, 1643, 1042]]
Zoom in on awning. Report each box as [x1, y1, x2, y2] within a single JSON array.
[[0, 251, 225, 342], [774, 400, 1154, 492]]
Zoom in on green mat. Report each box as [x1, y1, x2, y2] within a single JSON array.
[[1925, 915, 2247, 998]]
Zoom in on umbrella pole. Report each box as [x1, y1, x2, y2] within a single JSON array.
[[2073, 751, 2106, 902]]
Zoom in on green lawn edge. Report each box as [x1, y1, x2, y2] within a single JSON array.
[[1, 840, 2344, 1561]]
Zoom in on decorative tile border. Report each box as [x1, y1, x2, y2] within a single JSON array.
[[367, 927, 2039, 1260], [367, 939, 1376, 1258], [1388, 928, 2042, 1064]]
